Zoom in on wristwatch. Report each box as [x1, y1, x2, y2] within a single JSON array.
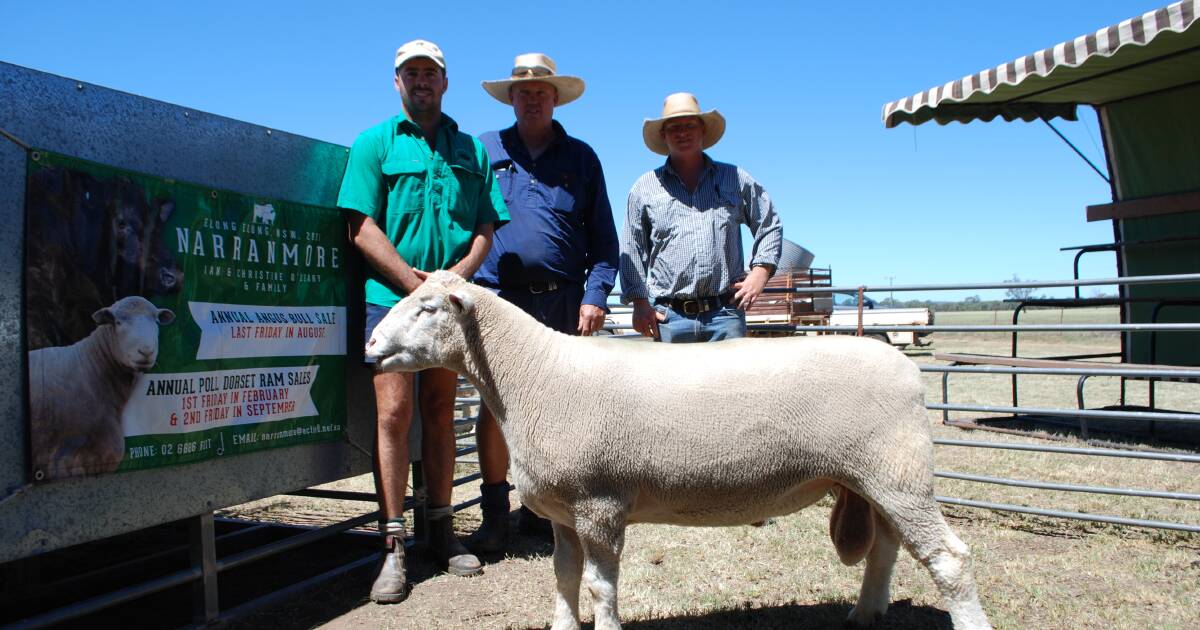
[[751, 263, 776, 278]]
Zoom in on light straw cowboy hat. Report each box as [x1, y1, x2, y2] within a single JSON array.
[[481, 53, 585, 106], [642, 92, 726, 155]]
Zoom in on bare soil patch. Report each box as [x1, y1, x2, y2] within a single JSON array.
[[225, 307, 1199, 629]]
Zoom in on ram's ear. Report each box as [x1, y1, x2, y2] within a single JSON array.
[[447, 290, 474, 316], [92, 307, 116, 325]]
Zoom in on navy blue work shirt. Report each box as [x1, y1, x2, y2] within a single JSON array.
[[474, 121, 619, 309]]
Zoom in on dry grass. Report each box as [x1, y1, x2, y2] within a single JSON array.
[[224, 307, 1200, 629]]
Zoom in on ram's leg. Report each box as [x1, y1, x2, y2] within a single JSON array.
[[847, 509, 899, 628], [575, 512, 627, 630], [550, 522, 584, 630], [870, 492, 992, 630]]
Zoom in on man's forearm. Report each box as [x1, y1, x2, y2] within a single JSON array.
[[347, 213, 422, 295], [448, 223, 494, 279]]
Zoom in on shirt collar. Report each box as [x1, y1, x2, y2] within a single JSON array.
[[661, 152, 716, 182], [500, 120, 568, 156], [396, 112, 459, 137]]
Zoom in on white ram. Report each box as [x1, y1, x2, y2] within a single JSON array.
[[366, 271, 991, 630], [28, 296, 175, 480]]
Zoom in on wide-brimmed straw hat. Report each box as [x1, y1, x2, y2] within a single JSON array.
[[642, 92, 726, 155], [481, 53, 585, 106]]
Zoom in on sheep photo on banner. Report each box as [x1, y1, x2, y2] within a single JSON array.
[[24, 150, 347, 482]]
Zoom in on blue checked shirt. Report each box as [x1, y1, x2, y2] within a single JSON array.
[[620, 155, 783, 303]]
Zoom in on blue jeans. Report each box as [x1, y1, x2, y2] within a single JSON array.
[[657, 304, 746, 343], [363, 303, 392, 364]]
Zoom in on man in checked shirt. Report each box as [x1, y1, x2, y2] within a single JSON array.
[[620, 92, 783, 342]]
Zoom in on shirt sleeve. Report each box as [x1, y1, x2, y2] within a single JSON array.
[[581, 150, 619, 309], [336, 128, 385, 219], [740, 168, 783, 270], [618, 179, 651, 304], [473, 140, 510, 228]]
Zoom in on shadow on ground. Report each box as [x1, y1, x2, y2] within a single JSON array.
[[620, 599, 952, 629]]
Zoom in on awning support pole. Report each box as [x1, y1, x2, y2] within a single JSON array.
[[1041, 118, 1110, 184]]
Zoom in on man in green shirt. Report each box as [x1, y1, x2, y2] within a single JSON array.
[[338, 39, 509, 604]]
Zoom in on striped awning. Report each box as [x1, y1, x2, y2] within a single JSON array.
[[882, 0, 1200, 128]]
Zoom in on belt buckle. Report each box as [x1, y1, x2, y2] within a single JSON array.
[[529, 281, 557, 295], [681, 299, 701, 315]]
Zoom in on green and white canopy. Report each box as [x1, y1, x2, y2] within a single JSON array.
[[882, 0, 1200, 128]]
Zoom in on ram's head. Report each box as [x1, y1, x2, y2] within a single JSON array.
[[366, 271, 474, 373]]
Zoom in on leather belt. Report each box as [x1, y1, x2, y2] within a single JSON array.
[[655, 293, 734, 316], [477, 280, 562, 294], [526, 281, 559, 294]]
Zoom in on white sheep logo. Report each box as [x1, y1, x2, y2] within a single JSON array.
[[252, 203, 276, 225], [365, 271, 991, 630], [28, 296, 175, 480]]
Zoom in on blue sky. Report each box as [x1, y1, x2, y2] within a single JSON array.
[[1, 0, 1158, 300]]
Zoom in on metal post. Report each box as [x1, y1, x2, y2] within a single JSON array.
[[1010, 302, 1028, 409], [411, 461, 428, 547], [941, 371, 951, 425], [189, 512, 219, 624], [1075, 376, 1091, 440]]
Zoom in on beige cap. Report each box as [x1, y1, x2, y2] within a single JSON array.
[[481, 53, 585, 106], [394, 39, 446, 71], [642, 92, 726, 155]]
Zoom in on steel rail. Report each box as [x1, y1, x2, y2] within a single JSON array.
[[920, 364, 1200, 378], [608, 272, 1200, 299], [3, 566, 202, 629], [927, 402, 1200, 423], [933, 438, 1200, 462], [755, 272, 1200, 294], [216, 511, 380, 573], [205, 552, 379, 628], [935, 496, 1200, 533], [934, 470, 1200, 501], [754, 323, 1200, 333]]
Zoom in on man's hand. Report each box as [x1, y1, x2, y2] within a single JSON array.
[[631, 298, 665, 338], [732, 265, 771, 310], [577, 304, 606, 336]]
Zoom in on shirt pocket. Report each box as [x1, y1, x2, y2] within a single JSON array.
[[552, 186, 577, 215], [380, 160, 426, 214], [648, 192, 683, 240], [448, 162, 485, 228], [491, 160, 516, 199], [713, 187, 742, 229]]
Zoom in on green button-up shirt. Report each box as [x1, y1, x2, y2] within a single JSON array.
[[337, 113, 509, 307]]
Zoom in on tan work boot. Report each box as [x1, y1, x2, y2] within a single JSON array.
[[426, 505, 483, 576], [370, 532, 409, 604]]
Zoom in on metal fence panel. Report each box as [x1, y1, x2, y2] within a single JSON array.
[[0, 61, 375, 564]]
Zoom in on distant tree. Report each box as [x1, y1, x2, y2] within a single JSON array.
[[1003, 274, 1035, 301], [964, 295, 981, 304]]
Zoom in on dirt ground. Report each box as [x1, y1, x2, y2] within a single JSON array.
[[225, 458, 1199, 630], [225, 309, 1200, 629]]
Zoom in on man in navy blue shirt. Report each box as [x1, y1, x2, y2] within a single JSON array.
[[471, 53, 619, 551]]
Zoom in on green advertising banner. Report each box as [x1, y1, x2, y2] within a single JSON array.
[[25, 150, 347, 482]]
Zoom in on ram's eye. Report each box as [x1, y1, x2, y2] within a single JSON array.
[[420, 304, 438, 314]]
